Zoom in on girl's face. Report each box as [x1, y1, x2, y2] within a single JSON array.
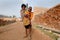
[[22, 6, 26, 10], [28, 7, 32, 12]]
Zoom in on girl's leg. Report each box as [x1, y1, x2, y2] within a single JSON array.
[[24, 29, 28, 38]]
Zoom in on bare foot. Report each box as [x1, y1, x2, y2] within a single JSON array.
[[24, 35, 28, 38]]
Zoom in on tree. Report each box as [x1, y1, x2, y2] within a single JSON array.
[[13, 15, 16, 18]]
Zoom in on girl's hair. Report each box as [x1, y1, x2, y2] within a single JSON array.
[[21, 4, 26, 8]]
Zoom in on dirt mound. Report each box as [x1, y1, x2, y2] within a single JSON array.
[[34, 7, 48, 15], [0, 19, 16, 26], [34, 4, 60, 30]]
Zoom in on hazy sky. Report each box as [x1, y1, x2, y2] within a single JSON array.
[[0, 0, 60, 18]]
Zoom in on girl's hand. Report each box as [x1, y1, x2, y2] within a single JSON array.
[[24, 14, 29, 18]]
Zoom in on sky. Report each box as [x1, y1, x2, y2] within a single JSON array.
[[0, 0, 60, 18]]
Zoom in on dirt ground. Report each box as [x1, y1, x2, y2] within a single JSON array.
[[0, 22, 52, 40]]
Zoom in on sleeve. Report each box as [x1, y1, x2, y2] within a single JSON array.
[[31, 12, 33, 19], [20, 10, 23, 19]]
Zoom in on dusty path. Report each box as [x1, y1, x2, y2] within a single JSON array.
[[0, 22, 52, 40]]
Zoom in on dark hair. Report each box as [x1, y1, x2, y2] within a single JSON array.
[[21, 4, 26, 8], [29, 6, 32, 9]]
